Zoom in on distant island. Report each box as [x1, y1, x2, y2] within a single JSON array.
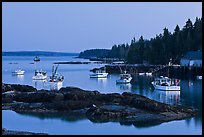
[[2, 51, 79, 56]]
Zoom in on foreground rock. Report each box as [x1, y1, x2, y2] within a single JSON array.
[[2, 128, 48, 135], [2, 83, 197, 127]]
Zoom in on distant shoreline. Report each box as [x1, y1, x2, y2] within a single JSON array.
[[2, 51, 79, 57]]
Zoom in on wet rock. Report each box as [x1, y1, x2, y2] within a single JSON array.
[[2, 83, 13, 93], [86, 104, 195, 126], [2, 83, 37, 93], [2, 83, 197, 126]]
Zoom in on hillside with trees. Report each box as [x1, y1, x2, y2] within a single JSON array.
[[79, 17, 202, 65], [78, 49, 110, 58]]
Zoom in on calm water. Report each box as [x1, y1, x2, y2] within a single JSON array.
[[2, 56, 202, 135]]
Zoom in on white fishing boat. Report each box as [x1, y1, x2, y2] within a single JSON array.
[[196, 75, 202, 80], [139, 72, 145, 76], [145, 72, 152, 76], [90, 69, 108, 78], [32, 70, 47, 80], [116, 71, 132, 84], [139, 72, 152, 76], [12, 69, 25, 75], [49, 64, 64, 84], [151, 76, 180, 91], [34, 56, 40, 62]]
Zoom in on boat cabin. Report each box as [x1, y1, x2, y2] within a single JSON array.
[[154, 76, 180, 86]]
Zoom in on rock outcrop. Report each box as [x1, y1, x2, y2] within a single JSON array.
[[2, 83, 197, 127], [2, 128, 48, 135]]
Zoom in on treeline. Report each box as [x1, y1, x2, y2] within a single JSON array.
[[78, 49, 110, 58], [108, 17, 202, 64], [79, 17, 202, 65]]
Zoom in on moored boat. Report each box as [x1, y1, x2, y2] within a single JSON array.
[[12, 69, 25, 75], [34, 56, 40, 62], [90, 69, 108, 78], [32, 70, 47, 80], [145, 72, 152, 76], [196, 75, 202, 80], [49, 64, 64, 84], [151, 76, 180, 91], [116, 71, 132, 84]]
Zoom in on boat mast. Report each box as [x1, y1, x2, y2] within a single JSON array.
[[168, 58, 172, 77], [52, 64, 54, 76], [118, 65, 123, 74], [53, 64, 59, 75], [34, 56, 40, 71]]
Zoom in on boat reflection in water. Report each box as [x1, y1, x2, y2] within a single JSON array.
[[49, 82, 63, 90], [117, 83, 132, 91], [90, 77, 108, 89], [96, 77, 108, 84], [33, 79, 47, 90], [16, 75, 25, 83], [152, 89, 180, 105]]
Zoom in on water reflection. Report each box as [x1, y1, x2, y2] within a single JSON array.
[[180, 80, 202, 111], [11, 74, 25, 83], [32, 80, 47, 90], [15, 110, 87, 123], [152, 90, 180, 105], [32, 80, 63, 90], [15, 110, 163, 128], [89, 77, 108, 86], [16, 75, 25, 83], [96, 78, 108, 84], [49, 82, 63, 90], [117, 83, 131, 91]]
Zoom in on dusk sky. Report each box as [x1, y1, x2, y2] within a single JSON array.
[[2, 2, 202, 53]]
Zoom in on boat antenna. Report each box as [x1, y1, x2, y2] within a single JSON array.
[[52, 64, 54, 76], [168, 58, 172, 77], [118, 65, 123, 74], [54, 64, 59, 75]]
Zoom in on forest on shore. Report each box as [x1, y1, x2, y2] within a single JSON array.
[[79, 17, 202, 65]]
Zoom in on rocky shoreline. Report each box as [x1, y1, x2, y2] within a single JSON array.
[[2, 83, 198, 133], [53, 61, 91, 64], [2, 128, 48, 135]]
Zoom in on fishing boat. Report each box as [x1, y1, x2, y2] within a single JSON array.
[[139, 72, 152, 76], [151, 76, 180, 91], [145, 72, 152, 76], [32, 69, 47, 80], [34, 56, 40, 62], [116, 71, 132, 84], [139, 72, 145, 76], [12, 68, 25, 75], [196, 75, 202, 80], [49, 64, 64, 83], [90, 69, 108, 78], [151, 58, 180, 91]]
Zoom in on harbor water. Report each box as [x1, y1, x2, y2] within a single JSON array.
[[2, 56, 202, 135]]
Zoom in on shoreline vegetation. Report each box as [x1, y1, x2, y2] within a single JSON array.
[[2, 83, 198, 135], [78, 18, 202, 65]]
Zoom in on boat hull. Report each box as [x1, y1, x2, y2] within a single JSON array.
[[151, 82, 180, 91], [12, 71, 25, 75], [49, 81, 63, 90], [90, 73, 108, 78], [145, 72, 152, 76], [196, 76, 202, 80], [32, 75, 47, 80], [116, 78, 132, 84]]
